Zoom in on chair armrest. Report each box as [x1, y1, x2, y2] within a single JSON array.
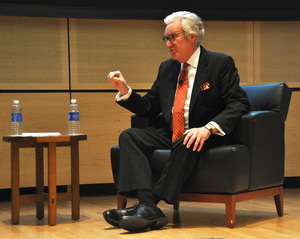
[[234, 111, 285, 190]]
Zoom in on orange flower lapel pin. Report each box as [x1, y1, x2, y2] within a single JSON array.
[[200, 82, 211, 91]]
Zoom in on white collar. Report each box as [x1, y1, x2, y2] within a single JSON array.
[[184, 46, 201, 69]]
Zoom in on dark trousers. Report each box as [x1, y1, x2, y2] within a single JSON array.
[[118, 127, 213, 204]]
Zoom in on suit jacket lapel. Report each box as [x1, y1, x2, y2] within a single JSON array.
[[189, 46, 209, 119], [165, 60, 181, 123]]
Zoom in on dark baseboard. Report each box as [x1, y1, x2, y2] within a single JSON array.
[[283, 177, 300, 188], [1, 178, 299, 202], [0, 183, 117, 202], [79, 183, 117, 197]]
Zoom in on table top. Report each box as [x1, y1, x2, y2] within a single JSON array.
[[3, 134, 87, 146]]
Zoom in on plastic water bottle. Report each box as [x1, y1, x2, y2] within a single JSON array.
[[11, 100, 23, 135], [68, 99, 80, 135]]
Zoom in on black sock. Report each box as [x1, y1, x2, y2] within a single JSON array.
[[153, 193, 161, 205], [136, 189, 156, 208]]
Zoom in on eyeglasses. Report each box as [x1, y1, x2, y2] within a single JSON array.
[[162, 31, 184, 44]]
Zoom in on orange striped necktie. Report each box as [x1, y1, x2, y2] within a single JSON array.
[[172, 62, 189, 142]]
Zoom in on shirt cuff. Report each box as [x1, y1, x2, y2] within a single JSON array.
[[208, 121, 226, 136], [115, 87, 132, 101]]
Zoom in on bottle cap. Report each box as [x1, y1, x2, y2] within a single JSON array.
[[13, 100, 19, 104], [71, 99, 76, 104]]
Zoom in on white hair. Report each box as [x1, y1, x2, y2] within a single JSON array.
[[164, 11, 205, 46]]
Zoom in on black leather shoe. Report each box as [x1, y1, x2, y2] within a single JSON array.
[[103, 204, 139, 227], [119, 204, 168, 232]]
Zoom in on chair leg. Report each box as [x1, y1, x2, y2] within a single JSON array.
[[117, 191, 127, 209], [225, 195, 236, 228], [274, 186, 283, 216], [173, 201, 180, 210]]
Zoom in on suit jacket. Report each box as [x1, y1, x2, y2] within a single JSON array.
[[118, 46, 250, 138]]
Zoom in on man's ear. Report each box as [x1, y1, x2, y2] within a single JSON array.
[[189, 34, 197, 44]]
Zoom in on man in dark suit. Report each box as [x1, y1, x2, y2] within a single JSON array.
[[104, 11, 250, 232]]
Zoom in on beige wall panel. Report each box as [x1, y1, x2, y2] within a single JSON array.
[[202, 21, 254, 86], [285, 91, 300, 177], [0, 16, 69, 90], [69, 19, 170, 90], [254, 22, 300, 87], [71, 92, 134, 184], [0, 93, 71, 189], [1, 19, 300, 190], [1, 88, 300, 189]]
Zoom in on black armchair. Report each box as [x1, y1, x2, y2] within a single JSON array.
[[111, 82, 292, 228]]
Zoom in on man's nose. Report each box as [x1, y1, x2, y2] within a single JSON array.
[[166, 40, 173, 47]]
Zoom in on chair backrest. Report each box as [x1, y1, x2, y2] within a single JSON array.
[[241, 82, 292, 121]]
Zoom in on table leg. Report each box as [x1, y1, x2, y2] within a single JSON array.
[[48, 142, 57, 226], [71, 140, 80, 220], [11, 142, 20, 225], [36, 145, 44, 219]]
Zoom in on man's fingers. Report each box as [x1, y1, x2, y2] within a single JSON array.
[[108, 71, 121, 80]]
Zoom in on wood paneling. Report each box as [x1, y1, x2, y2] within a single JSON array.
[[0, 17, 300, 189], [203, 21, 254, 86], [69, 19, 170, 90], [0, 16, 69, 90], [285, 91, 300, 177], [2, 90, 298, 188], [69, 20, 255, 89], [70, 92, 133, 184], [1, 17, 300, 91], [254, 21, 300, 87]]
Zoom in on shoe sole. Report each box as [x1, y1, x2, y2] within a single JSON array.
[[103, 213, 120, 228], [119, 217, 168, 232]]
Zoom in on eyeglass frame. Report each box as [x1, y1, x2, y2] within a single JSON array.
[[162, 31, 185, 44]]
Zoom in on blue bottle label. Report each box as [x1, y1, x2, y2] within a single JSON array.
[[11, 113, 22, 122], [69, 112, 79, 121]]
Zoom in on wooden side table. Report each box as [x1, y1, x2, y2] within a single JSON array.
[[3, 134, 87, 226]]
